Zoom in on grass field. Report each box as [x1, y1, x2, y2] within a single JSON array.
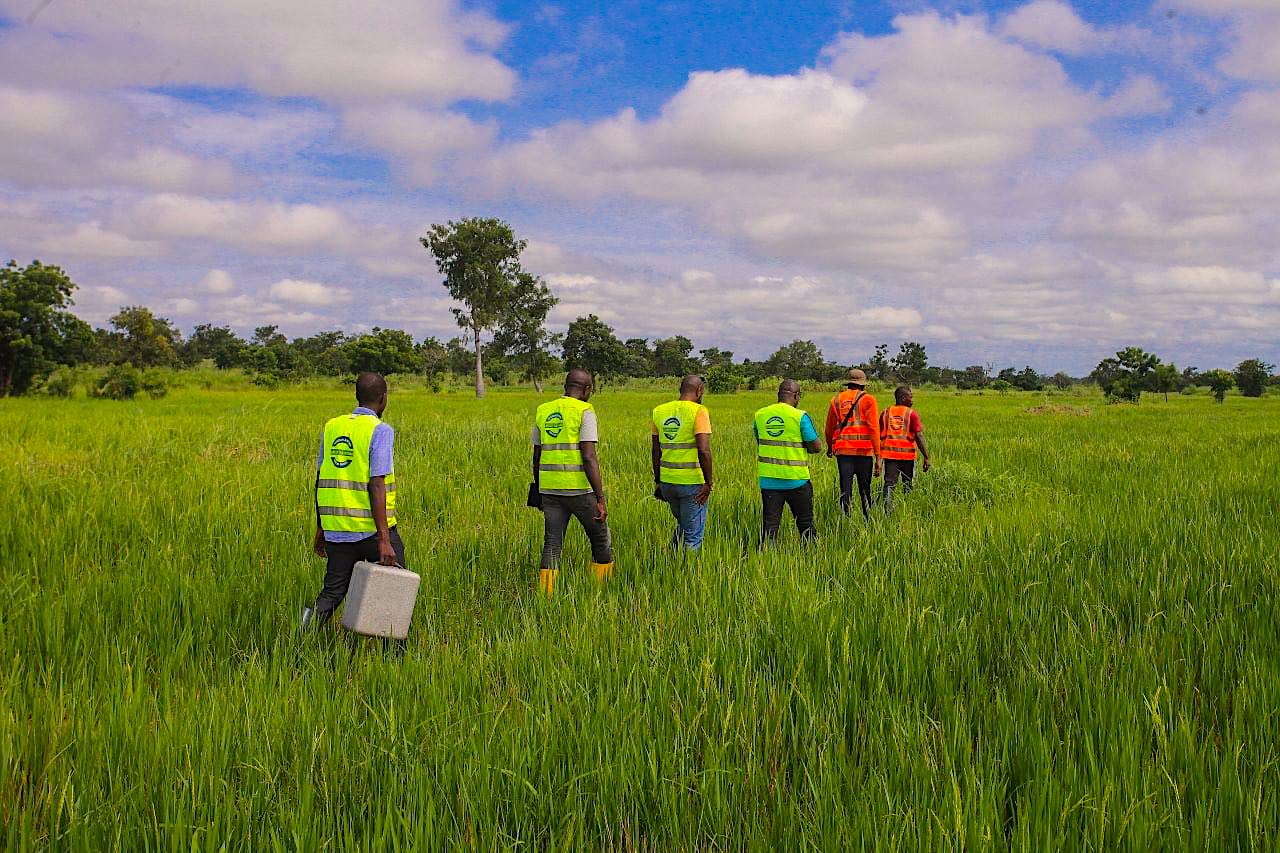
[[4, 384, 1279, 848]]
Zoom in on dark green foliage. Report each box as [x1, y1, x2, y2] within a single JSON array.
[[1204, 369, 1234, 402], [105, 306, 183, 368], [562, 314, 630, 384], [704, 365, 743, 394], [766, 340, 828, 381], [891, 341, 929, 383], [184, 324, 247, 369], [0, 260, 87, 396], [1233, 359, 1274, 398], [652, 335, 697, 377], [343, 327, 418, 376], [92, 363, 143, 400], [1093, 347, 1158, 402]]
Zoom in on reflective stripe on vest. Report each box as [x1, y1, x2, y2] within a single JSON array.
[[831, 390, 875, 455], [536, 397, 593, 492], [754, 402, 810, 481], [652, 399, 706, 485], [882, 405, 917, 461], [316, 413, 397, 534]]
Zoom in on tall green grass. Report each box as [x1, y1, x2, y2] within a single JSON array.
[[3, 387, 1278, 848]]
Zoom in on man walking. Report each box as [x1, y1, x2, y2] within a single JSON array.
[[651, 374, 713, 551], [824, 368, 881, 518], [532, 369, 613, 594], [303, 372, 406, 630], [754, 379, 823, 543], [881, 386, 931, 513]]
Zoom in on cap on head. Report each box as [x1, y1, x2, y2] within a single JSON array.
[[895, 385, 912, 404], [845, 368, 868, 386], [356, 372, 387, 406]]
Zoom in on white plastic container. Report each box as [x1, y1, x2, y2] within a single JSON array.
[[341, 561, 421, 640]]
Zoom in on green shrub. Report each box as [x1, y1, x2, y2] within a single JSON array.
[[93, 363, 143, 400], [140, 372, 168, 400], [40, 367, 81, 398], [705, 366, 743, 394]]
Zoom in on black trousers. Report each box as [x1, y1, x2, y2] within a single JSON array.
[[761, 482, 816, 542], [541, 493, 613, 568], [882, 459, 915, 512], [313, 527, 407, 616], [836, 455, 874, 518]]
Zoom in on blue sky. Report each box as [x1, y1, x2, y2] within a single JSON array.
[[0, 0, 1276, 373]]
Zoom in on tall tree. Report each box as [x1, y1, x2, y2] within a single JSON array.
[[1234, 359, 1274, 398], [1150, 362, 1182, 401], [867, 343, 891, 381], [109, 306, 182, 368], [623, 338, 654, 376], [185, 324, 247, 369], [344, 328, 418, 376], [653, 335, 696, 377], [0, 260, 86, 396], [1092, 347, 1158, 402], [562, 314, 629, 385], [1204, 369, 1234, 403], [423, 217, 551, 398], [766, 340, 826, 380], [891, 342, 929, 384], [698, 347, 734, 371], [491, 278, 560, 392]]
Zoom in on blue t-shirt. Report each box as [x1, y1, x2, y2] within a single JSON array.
[[755, 412, 817, 490], [317, 407, 394, 542]]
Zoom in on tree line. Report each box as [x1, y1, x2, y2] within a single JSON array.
[[3, 215, 1276, 400]]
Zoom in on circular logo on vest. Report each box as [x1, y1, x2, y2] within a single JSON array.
[[662, 416, 681, 441], [330, 435, 355, 468], [544, 411, 564, 438], [889, 413, 905, 432], [765, 415, 786, 438]]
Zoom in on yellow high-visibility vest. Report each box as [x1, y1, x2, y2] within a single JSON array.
[[535, 396, 594, 493], [652, 399, 706, 485], [316, 413, 396, 534], [753, 402, 809, 481]]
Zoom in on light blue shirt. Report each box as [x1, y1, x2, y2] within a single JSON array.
[[755, 412, 817, 491], [317, 407, 394, 543]]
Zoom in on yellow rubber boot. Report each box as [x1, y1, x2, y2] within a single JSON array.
[[538, 569, 558, 596], [591, 562, 614, 582]]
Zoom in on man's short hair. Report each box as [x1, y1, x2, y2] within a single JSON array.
[[895, 385, 912, 403], [356, 372, 387, 405]]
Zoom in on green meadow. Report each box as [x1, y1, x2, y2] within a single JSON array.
[[4, 385, 1278, 848]]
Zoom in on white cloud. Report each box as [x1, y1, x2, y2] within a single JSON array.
[[38, 222, 162, 259], [1000, 0, 1099, 53], [269, 278, 353, 306], [857, 306, 923, 328], [117, 194, 361, 253], [0, 0, 516, 105], [1174, 0, 1280, 82], [198, 270, 236, 294], [342, 105, 496, 185]]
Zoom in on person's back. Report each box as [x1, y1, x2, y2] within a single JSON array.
[[531, 369, 613, 593], [651, 375, 713, 552], [753, 380, 822, 543], [880, 385, 930, 512], [824, 368, 881, 518], [303, 372, 408, 632]]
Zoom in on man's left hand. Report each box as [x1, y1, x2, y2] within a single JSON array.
[[313, 528, 326, 558], [377, 536, 397, 566]]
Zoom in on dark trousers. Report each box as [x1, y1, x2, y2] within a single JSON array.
[[882, 459, 916, 512], [761, 482, 816, 543], [313, 527, 407, 616], [541, 493, 613, 568], [836, 455, 874, 518]]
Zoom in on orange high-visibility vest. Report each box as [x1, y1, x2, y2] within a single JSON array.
[[831, 390, 874, 455], [881, 405, 917, 461]]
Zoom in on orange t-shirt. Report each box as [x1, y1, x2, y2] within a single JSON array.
[[824, 390, 880, 456], [650, 407, 711, 435]]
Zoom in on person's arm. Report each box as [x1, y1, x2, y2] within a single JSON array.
[[313, 431, 326, 557], [532, 445, 541, 481], [579, 441, 607, 521], [367, 476, 396, 565], [868, 398, 882, 477], [650, 432, 662, 493], [695, 433, 713, 505], [801, 413, 823, 454], [824, 399, 838, 456], [913, 413, 930, 471]]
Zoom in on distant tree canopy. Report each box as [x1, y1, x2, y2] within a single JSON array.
[[1234, 359, 1274, 398], [0, 260, 92, 396]]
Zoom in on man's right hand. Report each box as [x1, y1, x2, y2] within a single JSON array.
[[695, 483, 713, 505]]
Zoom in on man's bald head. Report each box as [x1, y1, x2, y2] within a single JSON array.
[[355, 372, 388, 414], [679, 374, 704, 401], [564, 368, 594, 400], [777, 379, 801, 402]]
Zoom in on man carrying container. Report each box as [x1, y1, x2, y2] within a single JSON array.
[[753, 379, 824, 543], [651, 374, 713, 551], [303, 372, 406, 630], [531, 368, 613, 594], [880, 385, 931, 513], [824, 368, 881, 519]]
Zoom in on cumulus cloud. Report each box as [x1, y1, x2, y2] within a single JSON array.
[[269, 278, 353, 306], [0, 0, 515, 105], [342, 105, 497, 186], [198, 270, 236, 294], [1174, 0, 1280, 82], [115, 195, 365, 253]]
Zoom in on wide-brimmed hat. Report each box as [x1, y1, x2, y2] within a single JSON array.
[[845, 368, 868, 385]]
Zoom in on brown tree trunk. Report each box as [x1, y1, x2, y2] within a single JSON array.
[[533, 376, 543, 393], [473, 327, 485, 399]]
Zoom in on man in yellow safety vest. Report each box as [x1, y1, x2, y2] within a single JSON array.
[[753, 379, 824, 543], [651, 374, 713, 551], [531, 368, 613, 594], [302, 372, 405, 630]]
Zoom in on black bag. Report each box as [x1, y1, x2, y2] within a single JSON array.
[[526, 481, 543, 510]]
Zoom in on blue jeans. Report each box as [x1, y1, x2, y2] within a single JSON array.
[[660, 483, 707, 551]]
